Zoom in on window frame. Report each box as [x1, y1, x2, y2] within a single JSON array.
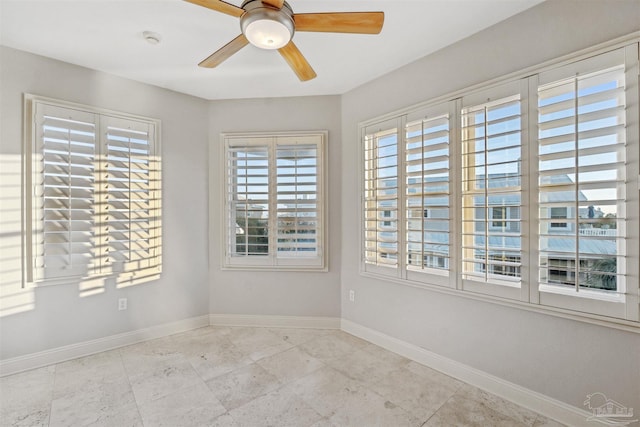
[[220, 131, 328, 271], [23, 94, 162, 285], [358, 36, 640, 329]]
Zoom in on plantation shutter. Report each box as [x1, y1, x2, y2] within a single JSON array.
[[405, 108, 451, 282], [103, 116, 159, 273], [536, 46, 638, 320], [460, 81, 525, 299], [227, 139, 271, 260], [224, 133, 326, 269], [363, 119, 400, 273], [276, 136, 321, 263], [32, 103, 99, 281]]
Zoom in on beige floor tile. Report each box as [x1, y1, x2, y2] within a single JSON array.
[[206, 363, 282, 411], [0, 365, 55, 427], [423, 390, 529, 427], [257, 346, 325, 384], [186, 337, 253, 382], [532, 414, 568, 426], [137, 381, 226, 427], [325, 347, 408, 386], [267, 327, 332, 346], [457, 383, 540, 426], [287, 365, 360, 417], [367, 365, 460, 420], [229, 387, 323, 427], [52, 349, 127, 399], [326, 384, 421, 427], [48, 377, 139, 427], [128, 358, 203, 405], [226, 327, 294, 361], [298, 333, 365, 361]]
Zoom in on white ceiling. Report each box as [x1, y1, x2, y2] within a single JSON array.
[[0, 0, 543, 100]]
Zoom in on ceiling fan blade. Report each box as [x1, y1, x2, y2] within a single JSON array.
[[184, 0, 244, 18], [199, 34, 249, 68], [294, 12, 384, 34], [261, 0, 284, 9], [278, 41, 317, 81]]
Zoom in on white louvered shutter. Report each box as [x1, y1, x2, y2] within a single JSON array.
[[461, 82, 524, 299], [536, 47, 638, 320], [32, 104, 99, 281], [224, 133, 326, 269], [405, 109, 451, 281], [363, 119, 400, 273], [276, 137, 321, 262], [227, 139, 271, 260], [103, 116, 159, 273]]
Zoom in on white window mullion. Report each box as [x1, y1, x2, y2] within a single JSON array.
[[623, 43, 639, 321], [450, 98, 462, 290], [527, 75, 541, 305], [398, 116, 407, 280], [268, 138, 277, 264]]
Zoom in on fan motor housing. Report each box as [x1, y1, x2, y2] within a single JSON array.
[[240, 0, 295, 49]]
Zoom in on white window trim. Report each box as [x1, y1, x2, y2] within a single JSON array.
[[358, 33, 640, 331], [220, 131, 328, 271], [22, 94, 162, 286]]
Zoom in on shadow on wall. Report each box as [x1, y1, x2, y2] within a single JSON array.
[[0, 153, 161, 319]]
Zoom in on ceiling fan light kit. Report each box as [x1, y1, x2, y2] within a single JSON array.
[[185, 0, 384, 81], [240, 0, 294, 50]]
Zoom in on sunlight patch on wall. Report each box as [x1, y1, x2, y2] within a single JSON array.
[[0, 154, 35, 317]]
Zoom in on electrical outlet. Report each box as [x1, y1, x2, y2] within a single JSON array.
[[118, 298, 127, 311], [349, 290, 355, 302]]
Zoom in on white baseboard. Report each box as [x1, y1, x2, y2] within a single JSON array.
[[341, 319, 592, 427], [209, 314, 341, 329], [0, 315, 209, 377]]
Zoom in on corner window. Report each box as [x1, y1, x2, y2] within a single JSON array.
[[223, 132, 326, 270], [360, 42, 639, 323]]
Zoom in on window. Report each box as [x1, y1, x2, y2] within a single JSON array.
[[25, 96, 161, 283], [363, 119, 399, 272], [405, 109, 451, 282], [461, 83, 525, 299], [223, 132, 326, 270], [360, 41, 639, 323], [536, 46, 638, 319], [363, 103, 453, 286], [549, 207, 568, 228]]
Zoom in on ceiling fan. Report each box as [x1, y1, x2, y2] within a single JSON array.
[[185, 0, 384, 81]]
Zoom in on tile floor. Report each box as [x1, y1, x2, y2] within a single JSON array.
[[0, 326, 565, 427]]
